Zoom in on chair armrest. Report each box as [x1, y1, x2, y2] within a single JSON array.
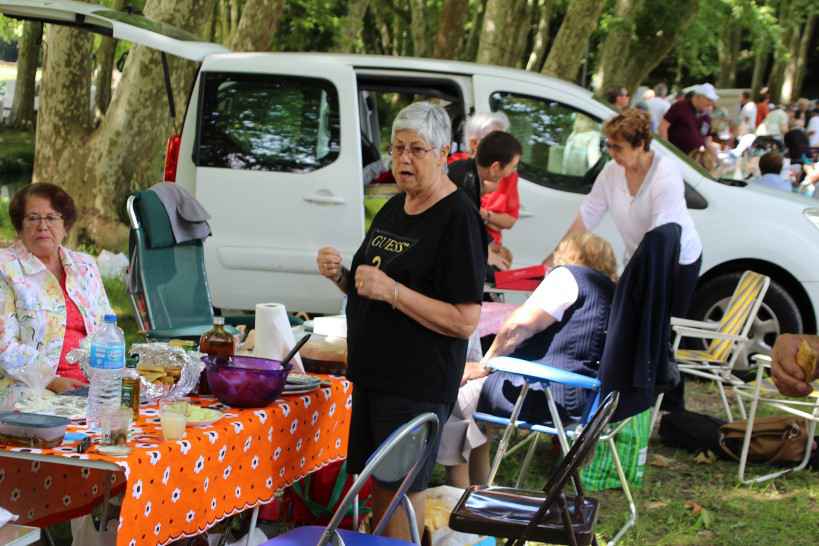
[[672, 325, 748, 342], [486, 356, 601, 390], [670, 317, 720, 330]]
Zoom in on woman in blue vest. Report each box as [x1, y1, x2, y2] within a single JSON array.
[[438, 232, 617, 487]]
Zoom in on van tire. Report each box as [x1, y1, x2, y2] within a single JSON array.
[[688, 273, 803, 369]]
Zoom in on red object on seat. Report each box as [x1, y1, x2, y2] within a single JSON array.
[[495, 264, 547, 290], [284, 460, 373, 529]]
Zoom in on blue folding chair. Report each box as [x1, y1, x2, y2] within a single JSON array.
[[260, 412, 440, 546], [473, 357, 654, 545]]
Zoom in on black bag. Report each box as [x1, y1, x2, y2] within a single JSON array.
[[659, 410, 725, 455]]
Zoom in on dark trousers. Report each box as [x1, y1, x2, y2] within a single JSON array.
[[661, 254, 703, 411]]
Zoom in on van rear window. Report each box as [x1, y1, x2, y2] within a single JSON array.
[[196, 73, 340, 173]]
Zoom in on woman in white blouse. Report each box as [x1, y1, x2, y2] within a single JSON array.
[[546, 108, 702, 411]]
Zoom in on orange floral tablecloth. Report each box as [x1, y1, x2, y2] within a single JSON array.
[[0, 376, 352, 546]]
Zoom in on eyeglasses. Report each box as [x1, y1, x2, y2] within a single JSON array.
[[23, 213, 63, 226], [388, 143, 435, 159], [604, 141, 625, 152]]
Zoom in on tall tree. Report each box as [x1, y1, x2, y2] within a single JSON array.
[[476, 0, 528, 66], [8, 21, 42, 128], [716, 18, 741, 88], [34, 0, 217, 248], [541, 0, 605, 81], [792, 12, 817, 99], [333, 0, 371, 52], [228, 0, 284, 51], [525, 0, 552, 72], [94, 0, 127, 116], [409, 0, 430, 57], [594, 0, 698, 95], [433, 0, 469, 59], [462, 0, 487, 61]]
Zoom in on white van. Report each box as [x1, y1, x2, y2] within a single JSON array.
[[5, 1, 819, 367]]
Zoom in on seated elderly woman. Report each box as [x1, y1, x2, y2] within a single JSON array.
[[0, 183, 112, 394], [437, 232, 617, 488]]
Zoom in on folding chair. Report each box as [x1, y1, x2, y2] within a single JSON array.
[[474, 359, 647, 545], [732, 354, 819, 484], [669, 271, 770, 420], [260, 412, 440, 546], [449, 391, 620, 546], [125, 191, 253, 340]]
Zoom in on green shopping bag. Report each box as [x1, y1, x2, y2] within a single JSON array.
[[580, 408, 651, 491]]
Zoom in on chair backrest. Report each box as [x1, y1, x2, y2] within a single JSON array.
[[318, 413, 440, 546], [706, 271, 770, 362], [126, 192, 214, 333], [510, 391, 619, 546]]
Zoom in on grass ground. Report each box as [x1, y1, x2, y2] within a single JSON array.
[[0, 126, 34, 174]]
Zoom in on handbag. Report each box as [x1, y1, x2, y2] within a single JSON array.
[[719, 415, 809, 464]]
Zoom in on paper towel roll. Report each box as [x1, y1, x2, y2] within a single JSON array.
[[254, 303, 304, 373]]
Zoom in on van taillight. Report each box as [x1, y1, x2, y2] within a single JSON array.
[[163, 134, 181, 182]]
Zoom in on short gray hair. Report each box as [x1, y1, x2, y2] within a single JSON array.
[[391, 101, 452, 150], [464, 111, 510, 142]]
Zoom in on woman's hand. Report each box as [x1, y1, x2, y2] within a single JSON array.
[[461, 361, 490, 386], [355, 265, 396, 304], [771, 334, 818, 397], [47, 376, 86, 394], [316, 247, 344, 282]]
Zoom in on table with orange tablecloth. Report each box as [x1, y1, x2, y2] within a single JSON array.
[[0, 376, 352, 546]]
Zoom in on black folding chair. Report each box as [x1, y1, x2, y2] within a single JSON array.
[[449, 391, 620, 546]]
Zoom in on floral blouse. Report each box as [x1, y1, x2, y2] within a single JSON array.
[[0, 241, 112, 379]]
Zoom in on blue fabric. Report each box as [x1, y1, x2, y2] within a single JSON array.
[[755, 173, 792, 192], [260, 525, 414, 546]]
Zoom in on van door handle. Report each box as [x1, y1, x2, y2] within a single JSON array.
[[519, 206, 534, 218], [304, 191, 346, 205]]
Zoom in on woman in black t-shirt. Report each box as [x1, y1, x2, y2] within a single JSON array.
[[316, 102, 486, 540]]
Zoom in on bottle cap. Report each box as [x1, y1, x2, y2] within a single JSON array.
[[213, 316, 225, 326], [104, 313, 118, 323]]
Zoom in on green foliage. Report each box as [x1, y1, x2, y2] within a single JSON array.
[[275, 0, 347, 52], [0, 15, 20, 42]]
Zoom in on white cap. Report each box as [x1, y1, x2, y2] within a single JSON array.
[[692, 83, 719, 102]]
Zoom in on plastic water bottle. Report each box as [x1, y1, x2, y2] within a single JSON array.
[[87, 314, 125, 431]]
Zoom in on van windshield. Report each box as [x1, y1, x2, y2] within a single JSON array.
[[196, 73, 341, 173]]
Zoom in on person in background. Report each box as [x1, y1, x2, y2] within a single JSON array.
[[438, 233, 617, 487], [754, 151, 792, 192], [606, 87, 631, 112], [547, 108, 702, 412], [659, 83, 719, 155], [0, 183, 113, 393], [449, 113, 522, 250], [738, 91, 757, 135], [646, 82, 672, 132], [757, 103, 789, 147], [755, 88, 770, 128], [316, 101, 486, 541], [806, 104, 819, 148], [784, 117, 811, 165]]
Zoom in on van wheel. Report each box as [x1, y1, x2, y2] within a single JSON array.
[[688, 273, 803, 370]]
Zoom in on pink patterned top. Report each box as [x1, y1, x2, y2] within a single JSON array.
[[0, 241, 112, 381]]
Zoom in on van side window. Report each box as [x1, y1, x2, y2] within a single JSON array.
[[196, 73, 340, 173], [490, 92, 603, 194]]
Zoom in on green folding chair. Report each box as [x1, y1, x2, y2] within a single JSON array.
[[125, 190, 252, 340]]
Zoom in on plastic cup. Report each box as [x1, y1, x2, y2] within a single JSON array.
[[160, 399, 188, 441], [101, 407, 132, 446]]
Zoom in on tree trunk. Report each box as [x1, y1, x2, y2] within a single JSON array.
[[778, 15, 804, 104], [462, 0, 487, 61], [525, 0, 552, 72], [508, 0, 534, 68], [8, 22, 42, 129], [767, 0, 793, 104], [408, 0, 430, 57], [541, 0, 605, 81], [433, 0, 469, 59], [750, 44, 769, 100], [94, 0, 127, 117], [228, 0, 284, 51], [34, 0, 217, 249], [593, 0, 698, 95], [792, 13, 817, 102], [716, 19, 741, 89], [477, 0, 527, 66], [334, 0, 371, 53]]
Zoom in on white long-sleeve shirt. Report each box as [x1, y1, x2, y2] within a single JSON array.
[[579, 154, 702, 265]]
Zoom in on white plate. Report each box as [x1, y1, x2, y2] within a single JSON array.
[[186, 407, 223, 427], [282, 385, 320, 395]]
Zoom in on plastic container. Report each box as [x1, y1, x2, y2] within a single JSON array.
[[87, 314, 125, 431], [203, 355, 291, 408], [0, 412, 70, 448]]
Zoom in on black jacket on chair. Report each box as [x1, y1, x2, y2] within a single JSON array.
[[600, 223, 681, 422]]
